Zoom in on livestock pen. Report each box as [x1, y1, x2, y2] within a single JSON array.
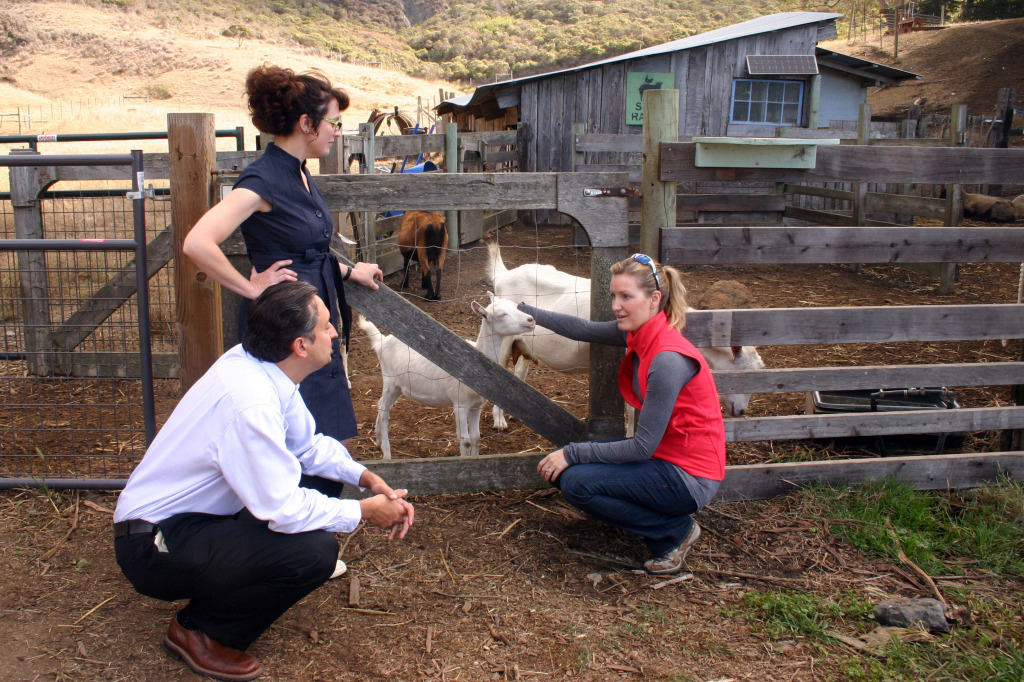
[[2, 106, 1023, 501]]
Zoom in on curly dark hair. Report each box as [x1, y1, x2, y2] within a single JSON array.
[[245, 63, 350, 136]]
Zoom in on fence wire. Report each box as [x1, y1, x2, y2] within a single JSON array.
[[1, 175, 163, 484]]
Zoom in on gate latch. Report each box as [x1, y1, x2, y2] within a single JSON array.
[[126, 184, 169, 201], [583, 187, 640, 198]]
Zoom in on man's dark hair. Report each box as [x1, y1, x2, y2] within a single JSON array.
[[243, 281, 320, 362]]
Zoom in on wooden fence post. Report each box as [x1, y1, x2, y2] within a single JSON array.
[[168, 113, 221, 392], [986, 87, 1017, 196], [9, 151, 57, 375], [939, 105, 968, 294], [640, 89, 678, 258], [444, 121, 460, 250], [318, 137, 351, 258], [571, 122, 588, 248], [854, 103, 871, 226], [358, 122, 376, 264]]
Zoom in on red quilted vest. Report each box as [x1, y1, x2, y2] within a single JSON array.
[[617, 311, 726, 481]]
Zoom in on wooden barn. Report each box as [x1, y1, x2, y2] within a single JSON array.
[[437, 12, 920, 175]]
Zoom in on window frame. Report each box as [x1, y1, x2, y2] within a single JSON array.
[[730, 78, 805, 127]]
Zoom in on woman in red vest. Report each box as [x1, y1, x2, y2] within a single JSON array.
[[520, 254, 726, 575]]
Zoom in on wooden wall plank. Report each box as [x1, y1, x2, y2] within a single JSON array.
[[316, 172, 559, 212], [714, 452, 1024, 502], [726, 406, 1024, 442], [710, 362, 1024, 395], [661, 143, 1024, 184], [680, 304, 1024, 347], [353, 451, 1024, 499], [661, 226, 1024, 264]]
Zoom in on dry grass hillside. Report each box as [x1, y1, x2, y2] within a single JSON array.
[[820, 17, 1024, 119], [0, 2, 461, 151]]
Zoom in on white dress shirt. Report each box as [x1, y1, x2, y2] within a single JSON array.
[[114, 345, 366, 534]]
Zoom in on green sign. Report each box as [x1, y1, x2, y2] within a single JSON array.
[[626, 72, 674, 126]]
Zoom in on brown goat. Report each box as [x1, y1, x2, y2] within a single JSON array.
[[963, 192, 1017, 223], [397, 210, 448, 301]]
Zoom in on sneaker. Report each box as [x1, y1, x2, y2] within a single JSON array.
[[329, 559, 347, 580], [644, 522, 701, 575]]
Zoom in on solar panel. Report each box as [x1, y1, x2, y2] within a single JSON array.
[[746, 55, 819, 75]]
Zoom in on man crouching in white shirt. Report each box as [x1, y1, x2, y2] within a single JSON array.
[[113, 281, 414, 681]]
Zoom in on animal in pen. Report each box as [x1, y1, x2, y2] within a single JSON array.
[[691, 280, 766, 418], [486, 242, 591, 429], [486, 244, 764, 425], [962, 192, 1018, 223], [357, 296, 536, 458], [397, 210, 448, 300]]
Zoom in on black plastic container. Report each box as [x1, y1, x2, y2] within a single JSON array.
[[808, 387, 964, 455]]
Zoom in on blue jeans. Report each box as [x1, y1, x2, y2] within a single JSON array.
[[556, 458, 699, 557]]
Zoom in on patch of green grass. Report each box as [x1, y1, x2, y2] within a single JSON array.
[[810, 477, 1024, 576], [727, 589, 874, 640], [839, 629, 1024, 682]]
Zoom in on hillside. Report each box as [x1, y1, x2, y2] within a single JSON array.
[[0, 2, 460, 148], [819, 18, 1024, 119], [2, 0, 1023, 147]]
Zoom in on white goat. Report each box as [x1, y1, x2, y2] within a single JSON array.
[[486, 243, 591, 429], [691, 280, 766, 418], [358, 295, 535, 458], [486, 244, 764, 424]]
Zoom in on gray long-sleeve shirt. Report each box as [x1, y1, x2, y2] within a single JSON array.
[[517, 303, 719, 507]]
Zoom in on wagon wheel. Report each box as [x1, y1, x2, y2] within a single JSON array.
[[367, 107, 417, 136]]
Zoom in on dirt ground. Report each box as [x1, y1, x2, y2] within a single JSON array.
[[2, 221, 1022, 681]]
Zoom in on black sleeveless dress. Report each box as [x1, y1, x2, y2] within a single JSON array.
[[234, 144, 356, 495]]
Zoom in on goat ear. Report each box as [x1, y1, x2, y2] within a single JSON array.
[[731, 346, 742, 361], [471, 300, 488, 318]]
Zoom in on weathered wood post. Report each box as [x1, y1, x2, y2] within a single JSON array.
[[986, 87, 1017, 196], [853, 103, 871, 228], [9, 150, 56, 375], [318, 135, 351, 257], [358, 122, 377, 264], [444, 121, 460, 250], [939, 104, 968, 294], [570, 122, 589, 249], [640, 88, 678, 258], [168, 113, 221, 392]]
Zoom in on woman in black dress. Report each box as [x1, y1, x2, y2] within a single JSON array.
[[184, 64, 381, 495]]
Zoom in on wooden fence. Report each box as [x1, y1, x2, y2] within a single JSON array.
[[336, 125, 520, 276], [6, 104, 1024, 500]]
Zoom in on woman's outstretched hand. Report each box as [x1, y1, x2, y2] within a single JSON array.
[[537, 449, 569, 483]]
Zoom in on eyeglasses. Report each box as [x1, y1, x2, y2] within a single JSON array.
[[322, 116, 343, 132], [631, 253, 661, 291]]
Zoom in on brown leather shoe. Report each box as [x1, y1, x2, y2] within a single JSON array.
[[163, 616, 262, 681]]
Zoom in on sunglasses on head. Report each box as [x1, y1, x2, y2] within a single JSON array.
[[631, 253, 661, 291]]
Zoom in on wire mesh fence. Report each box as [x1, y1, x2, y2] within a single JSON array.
[[1, 154, 159, 486]]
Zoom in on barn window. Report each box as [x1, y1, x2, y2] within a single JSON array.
[[731, 79, 803, 126]]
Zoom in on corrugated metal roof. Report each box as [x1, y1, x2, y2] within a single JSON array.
[[815, 47, 921, 83], [445, 11, 843, 110]]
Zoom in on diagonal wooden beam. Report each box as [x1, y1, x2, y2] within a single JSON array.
[[337, 249, 587, 449], [51, 226, 175, 351]]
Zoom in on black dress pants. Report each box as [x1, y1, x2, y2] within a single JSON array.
[[114, 510, 338, 650]]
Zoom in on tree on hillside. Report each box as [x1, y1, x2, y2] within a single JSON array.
[[957, 0, 1024, 20]]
